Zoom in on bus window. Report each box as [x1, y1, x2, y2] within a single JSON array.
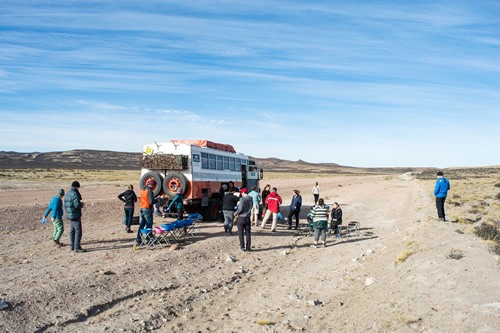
[[201, 152, 209, 169], [216, 155, 223, 170], [209, 154, 216, 169]]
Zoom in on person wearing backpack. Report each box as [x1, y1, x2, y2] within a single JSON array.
[[118, 185, 138, 233], [434, 171, 451, 221]]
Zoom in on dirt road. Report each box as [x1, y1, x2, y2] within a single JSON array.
[[0, 175, 498, 332]]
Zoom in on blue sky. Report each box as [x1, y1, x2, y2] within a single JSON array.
[[1, 1, 499, 167]]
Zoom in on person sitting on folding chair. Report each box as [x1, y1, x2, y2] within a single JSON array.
[[330, 202, 343, 239]]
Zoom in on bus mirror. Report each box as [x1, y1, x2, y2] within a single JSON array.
[[259, 168, 264, 180]]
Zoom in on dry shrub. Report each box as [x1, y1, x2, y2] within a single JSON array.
[[395, 250, 414, 264], [494, 183, 500, 188], [474, 222, 499, 242], [446, 248, 464, 260], [495, 193, 500, 200]]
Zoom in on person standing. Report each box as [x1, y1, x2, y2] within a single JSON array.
[[260, 184, 271, 218], [64, 181, 86, 253], [310, 198, 329, 248], [330, 202, 343, 239], [43, 189, 65, 246], [235, 188, 253, 252], [118, 185, 137, 233], [287, 189, 302, 230], [261, 187, 282, 232], [167, 187, 184, 221], [135, 178, 156, 247], [434, 171, 451, 221], [311, 182, 320, 205], [247, 186, 261, 226], [222, 188, 239, 234]]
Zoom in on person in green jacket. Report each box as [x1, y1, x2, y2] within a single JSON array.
[[167, 187, 184, 221], [43, 189, 65, 246]]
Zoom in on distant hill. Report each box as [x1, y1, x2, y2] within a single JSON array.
[[0, 149, 420, 174], [0, 150, 141, 170]]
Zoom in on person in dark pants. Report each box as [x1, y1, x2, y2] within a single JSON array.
[[167, 187, 184, 221], [64, 181, 86, 253], [118, 185, 137, 233], [222, 188, 239, 235], [287, 189, 302, 230], [135, 178, 156, 247], [235, 188, 253, 252], [434, 171, 451, 221], [330, 202, 343, 239]]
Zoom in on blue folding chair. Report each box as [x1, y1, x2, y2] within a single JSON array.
[[161, 223, 177, 241], [136, 228, 157, 249], [187, 213, 202, 234]]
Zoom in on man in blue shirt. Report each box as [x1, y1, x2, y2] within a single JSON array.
[[434, 171, 451, 221]]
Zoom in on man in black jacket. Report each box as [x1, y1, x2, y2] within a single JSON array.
[[64, 181, 86, 252], [235, 188, 253, 252]]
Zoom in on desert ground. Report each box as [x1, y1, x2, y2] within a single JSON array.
[[0, 170, 499, 332]]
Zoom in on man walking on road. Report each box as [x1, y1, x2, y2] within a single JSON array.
[[434, 171, 450, 221]]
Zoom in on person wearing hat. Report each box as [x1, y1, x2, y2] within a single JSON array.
[[136, 178, 156, 246], [434, 171, 451, 221], [234, 187, 253, 252], [64, 181, 86, 252], [43, 188, 65, 246]]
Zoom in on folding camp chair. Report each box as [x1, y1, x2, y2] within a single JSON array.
[[154, 226, 171, 246], [136, 228, 158, 249], [186, 213, 202, 234], [161, 223, 177, 241], [346, 221, 360, 238]]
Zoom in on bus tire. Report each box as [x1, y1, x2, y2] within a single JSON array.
[[163, 171, 188, 198], [139, 172, 162, 196]]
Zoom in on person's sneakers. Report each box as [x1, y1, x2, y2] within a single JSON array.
[[294, 226, 298, 230], [287, 226, 292, 230], [438, 218, 444, 221], [240, 248, 245, 252], [53, 240, 63, 247], [127, 229, 133, 233], [310, 244, 317, 248], [271, 229, 277, 232], [74, 248, 87, 253]]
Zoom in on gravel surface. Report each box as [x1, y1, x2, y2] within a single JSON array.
[[0, 175, 499, 332]]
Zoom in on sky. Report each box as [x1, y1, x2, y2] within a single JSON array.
[[1, 1, 499, 168]]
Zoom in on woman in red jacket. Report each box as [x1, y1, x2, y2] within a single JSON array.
[[260, 187, 282, 232]]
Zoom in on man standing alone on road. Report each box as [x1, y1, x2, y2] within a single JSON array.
[[311, 182, 320, 205], [434, 171, 451, 221], [65, 181, 86, 253], [235, 188, 253, 252]]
